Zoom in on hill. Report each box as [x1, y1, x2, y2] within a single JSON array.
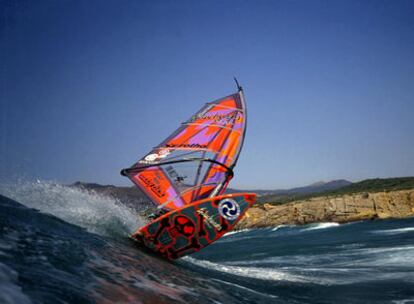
[[259, 177, 414, 205], [254, 179, 352, 203]]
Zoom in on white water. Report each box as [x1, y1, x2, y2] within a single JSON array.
[[271, 224, 291, 231], [0, 180, 143, 238], [224, 244, 414, 268], [303, 222, 340, 231], [223, 228, 253, 237], [211, 278, 279, 299], [225, 223, 341, 239], [183, 257, 312, 283], [186, 242, 414, 286], [371, 227, 414, 235], [186, 219, 414, 287]]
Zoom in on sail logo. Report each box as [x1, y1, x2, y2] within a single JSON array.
[[138, 175, 165, 198], [140, 149, 171, 164], [197, 208, 222, 231], [165, 143, 207, 149], [190, 110, 242, 124], [218, 198, 240, 221]]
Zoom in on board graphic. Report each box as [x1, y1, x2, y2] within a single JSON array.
[[132, 193, 255, 260]]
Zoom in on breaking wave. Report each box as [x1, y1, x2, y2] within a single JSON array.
[[0, 180, 142, 238]]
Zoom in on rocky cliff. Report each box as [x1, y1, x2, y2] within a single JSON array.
[[236, 189, 414, 229]]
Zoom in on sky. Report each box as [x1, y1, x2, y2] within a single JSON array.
[[1, 0, 413, 189]]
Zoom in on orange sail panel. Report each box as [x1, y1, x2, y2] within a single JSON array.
[[122, 91, 247, 210]]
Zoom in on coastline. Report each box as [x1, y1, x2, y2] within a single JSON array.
[[236, 189, 414, 229]]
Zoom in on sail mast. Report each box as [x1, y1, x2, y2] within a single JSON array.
[[122, 86, 247, 210]]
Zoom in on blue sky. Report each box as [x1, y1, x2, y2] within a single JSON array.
[[1, 0, 413, 189]]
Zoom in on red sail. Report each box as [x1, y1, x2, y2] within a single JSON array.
[[122, 90, 247, 210]]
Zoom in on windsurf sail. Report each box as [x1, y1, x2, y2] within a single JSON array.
[[121, 87, 247, 211]]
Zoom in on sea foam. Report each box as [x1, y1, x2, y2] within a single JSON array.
[[0, 180, 142, 238], [371, 227, 414, 235], [303, 222, 340, 231], [183, 256, 310, 283]]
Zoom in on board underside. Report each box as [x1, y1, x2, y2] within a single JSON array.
[[131, 193, 255, 260]]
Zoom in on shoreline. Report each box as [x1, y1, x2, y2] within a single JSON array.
[[236, 189, 414, 229]]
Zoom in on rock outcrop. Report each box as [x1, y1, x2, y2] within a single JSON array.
[[236, 189, 414, 229]]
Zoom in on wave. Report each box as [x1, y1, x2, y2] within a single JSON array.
[[271, 224, 291, 231], [392, 299, 414, 304], [223, 223, 339, 237], [303, 222, 340, 231], [0, 262, 32, 304], [354, 245, 414, 268], [211, 278, 279, 300], [219, 228, 271, 244], [183, 257, 310, 283], [371, 227, 414, 235], [223, 228, 253, 237], [0, 180, 142, 238], [225, 244, 414, 268]]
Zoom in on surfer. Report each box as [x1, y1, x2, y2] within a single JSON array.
[[122, 81, 254, 259], [175, 175, 187, 183]]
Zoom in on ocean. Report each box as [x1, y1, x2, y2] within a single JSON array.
[[1, 181, 413, 304]]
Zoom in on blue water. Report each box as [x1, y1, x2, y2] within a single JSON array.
[[1, 182, 414, 303]]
